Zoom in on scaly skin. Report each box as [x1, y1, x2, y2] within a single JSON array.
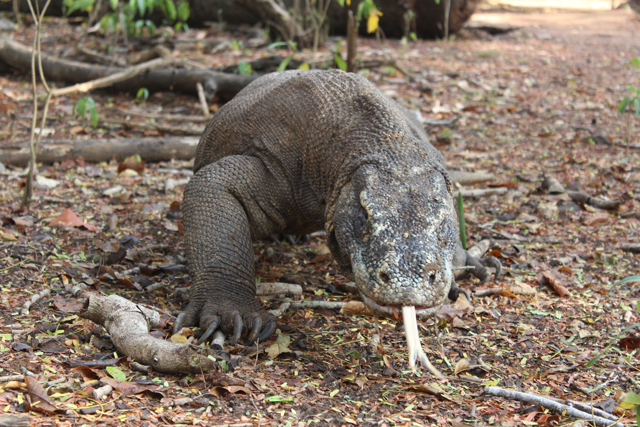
[[175, 69, 496, 344]]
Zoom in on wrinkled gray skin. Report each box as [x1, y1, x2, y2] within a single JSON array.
[[174, 70, 495, 345]]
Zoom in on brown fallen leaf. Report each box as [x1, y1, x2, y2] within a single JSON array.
[[101, 377, 156, 396], [118, 155, 144, 174], [49, 209, 97, 232], [340, 301, 373, 316], [539, 272, 570, 297], [619, 337, 640, 350], [25, 376, 59, 414], [454, 358, 470, 375], [584, 211, 609, 226]]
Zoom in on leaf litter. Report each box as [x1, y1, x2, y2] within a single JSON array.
[[0, 7, 639, 427]]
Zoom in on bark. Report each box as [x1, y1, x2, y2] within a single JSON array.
[[79, 293, 221, 374], [0, 137, 199, 166], [0, 36, 257, 101]]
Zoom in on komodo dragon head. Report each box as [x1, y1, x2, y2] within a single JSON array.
[[331, 164, 457, 321]]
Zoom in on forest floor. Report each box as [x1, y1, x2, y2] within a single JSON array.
[[0, 5, 640, 427]]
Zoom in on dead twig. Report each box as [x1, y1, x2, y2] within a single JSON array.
[[196, 82, 211, 119], [483, 387, 625, 427], [567, 191, 621, 211]]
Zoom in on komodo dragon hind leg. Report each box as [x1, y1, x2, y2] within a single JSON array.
[[175, 155, 288, 346]]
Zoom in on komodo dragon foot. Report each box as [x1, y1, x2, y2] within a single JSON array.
[[173, 298, 276, 346], [448, 247, 502, 302]]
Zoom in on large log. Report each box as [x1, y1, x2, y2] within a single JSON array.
[[0, 36, 257, 101], [0, 137, 199, 166]]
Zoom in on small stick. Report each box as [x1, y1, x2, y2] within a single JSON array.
[[89, 384, 113, 400], [196, 82, 211, 119], [484, 386, 625, 427], [346, 10, 357, 73], [21, 289, 51, 315]]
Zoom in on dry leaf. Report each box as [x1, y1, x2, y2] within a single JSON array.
[[454, 358, 471, 375], [340, 301, 373, 316], [49, 209, 97, 232]]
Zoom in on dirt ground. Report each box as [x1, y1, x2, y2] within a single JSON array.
[[0, 5, 640, 427]]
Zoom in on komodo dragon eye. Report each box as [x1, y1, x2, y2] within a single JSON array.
[[355, 208, 369, 238]]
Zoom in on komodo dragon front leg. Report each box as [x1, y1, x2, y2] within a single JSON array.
[[173, 155, 282, 345]]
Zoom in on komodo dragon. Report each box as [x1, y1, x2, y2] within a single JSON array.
[[174, 69, 498, 370]]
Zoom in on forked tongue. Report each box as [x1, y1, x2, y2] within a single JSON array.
[[402, 306, 444, 379]]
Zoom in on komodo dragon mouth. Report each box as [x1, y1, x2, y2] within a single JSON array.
[[358, 292, 445, 320]]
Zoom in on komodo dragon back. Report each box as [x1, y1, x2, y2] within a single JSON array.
[[178, 69, 478, 373]]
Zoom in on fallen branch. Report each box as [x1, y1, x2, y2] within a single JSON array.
[[79, 293, 222, 374], [21, 288, 50, 315], [455, 187, 508, 198], [483, 386, 625, 427], [620, 243, 640, 254], [449, 171, 495, 185], [50, 57, 184, 97], [76, 44, 127, 67], [1, 136, 199, 166], [0, 35, 257, 101], [567, 191, 621, 211]]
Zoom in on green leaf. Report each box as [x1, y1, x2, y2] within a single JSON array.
[[632, 57, 639, 68], [66, 0, 95, 15], [164, 0, 177, 20], [137, 0, 146, 16], [298, 62, 310, 70], [177, 0, 190, 21], [267, 41, 289, 49], [266, 395, 293, 403], [277, 55, 293, 72], [145, 20, 156, 35], [457, 192, 466, 250], [587, 322, 640, 367], [90, 108, 98, 128], [109, 0, 118, 10], [237, 61, 253, 75], [410, 31, 417, 41], [356, 1, 365, 20], [73, 98, 86, 117], [106, 366, 127, 381], [618, 97, 632, 114], [136, 87, 149, 100], [634, 98, 640, 118], [623, 391, 640, 406], [612, 275, 640, 287], [336, 0, 344, 6], [333, 53, 347, 71]]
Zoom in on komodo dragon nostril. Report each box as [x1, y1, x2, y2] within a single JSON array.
[[378, 271, 391, 284], [424, 263, 438, 286]]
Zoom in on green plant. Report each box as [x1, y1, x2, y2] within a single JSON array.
[[333, 41, 347, 72], [136, 87, 149, 102], [618, 57, 640, 144], [63, 0, 190, 41], [457, 192, 466, 250], [73, 96, 99, 128], [620, 391, 640, 426], [237, 61, 253, 75], [618, 57, 640, 117]]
